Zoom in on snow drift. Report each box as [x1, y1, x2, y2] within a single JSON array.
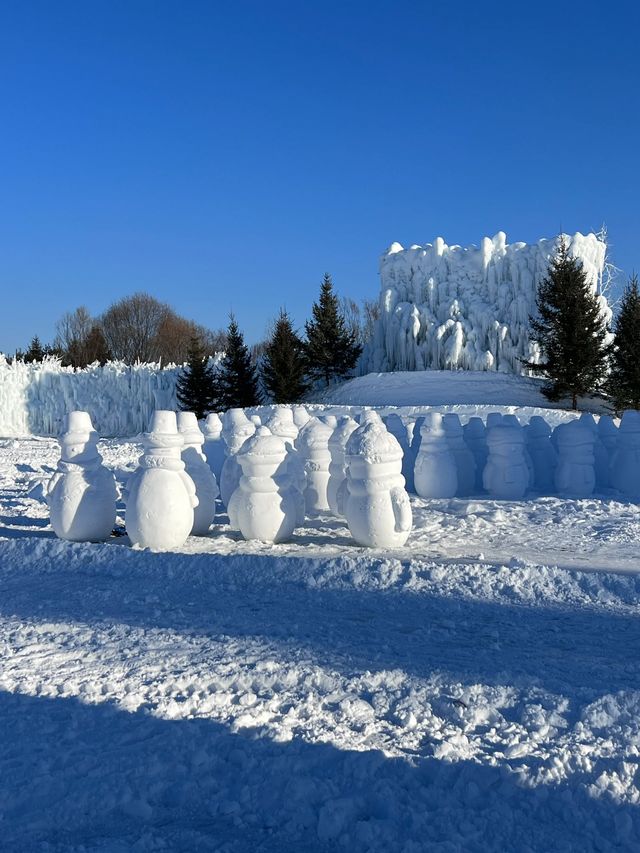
[[360, 231, 611, 375]]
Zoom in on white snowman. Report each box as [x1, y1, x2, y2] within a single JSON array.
[[442, 413, 476, 496], [414, 412, 458, 499], [344, 420, 412, 548], [126, 410, 198, 550], [524, 416, 557, 493], [554, 420, 595, 498], [327, 415, 359, 516], [463, 416, 488, 492], [219, 408, 256, 510], [610, 410, 640, 499], [383, 413, 414, 493], [202, 412, 226, 485], [228, 427, 298, 543], [296, 417, 333, 516], [483, 422, 529, 500], [47, 410, 117, 542], [292, 405, 311, 430], [177, 411, 219, 536], [579, 412, 610, 490]]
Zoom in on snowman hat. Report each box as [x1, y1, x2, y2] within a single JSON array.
[[239, 425, 288, 459], [203, 412, 223, 434], [177, 411, 204, 446], [61, 411, 98, 443], [147, 410, 179, 437]]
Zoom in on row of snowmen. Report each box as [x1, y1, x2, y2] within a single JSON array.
[[46, 405, 413, 550]]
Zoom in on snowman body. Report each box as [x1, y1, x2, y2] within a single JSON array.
[[178, 412, 219, 535], [442, 414, 476, 496], [219, 409, 256, 510], [47, 411, 117, 542], [579, 413, 610, 490], [554, 421, 595, 498], [524, 416, 557, 493], [414, 412, 458, 499], [126, 411, 198, 550], [344, 421, 412, 548], [202, 413, 226, 485], [297, 418, 333, 516], [327, 415, 358, 516], [266, 407, 306, 524], [610, 411, 640, 498], [228, 427, 297, 543], [484, 424, 529, 500], [463, 416, 488, 492], [383, 413, 414, 493]]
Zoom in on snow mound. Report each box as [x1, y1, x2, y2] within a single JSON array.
[[360, 231, 610, 375]]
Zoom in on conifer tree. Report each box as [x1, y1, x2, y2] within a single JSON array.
[[526, 239, 611, 409], [304, 274, 362, 386], [261, 309, 309, 402], [176, 337, 220, 419], [607, 273, 640, 412], [218, 315, 261, 409], [24, 335, 45, 362]]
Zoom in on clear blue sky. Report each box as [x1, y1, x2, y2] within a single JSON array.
[[0, 0, 638, 352]]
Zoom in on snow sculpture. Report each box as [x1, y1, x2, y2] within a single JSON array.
[[219, 409, 256, 509], [227, 427, 297, 543], [250, 414, 262, 427], [360, 231, 610, 375], [414, 412, 458, 498], [483, 423, 529, 500], [554, 421, 595, 498], [177, 411, 219, 536], [406, 415, 426, 493], [327, 415, 359, 516], [202, 413, 226, 485], [610, 411, 640, 499], [292, 405, 311, 430], [486, 412, 503, 430], [579, 413, 610, 490], [383, 413, 414, 492], [358, 409, 383, 426], [598, 415, 618, 456], [501, 414, 534, 486], [126, 410, 198, 550], [524, 416, 557, 493], [265, 406, 299, 444], [442, 414, 476, 496], [463, 416, 488, 492], [320, 414, 338, 429], [265, 406, 305, 523], [344, 420, 412, 548], [47, 411, 117, 542], [297, 417, 333, 516]]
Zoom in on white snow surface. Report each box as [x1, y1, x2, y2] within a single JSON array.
[[1, 420, 639, 851], [360, 231, 611, 375]]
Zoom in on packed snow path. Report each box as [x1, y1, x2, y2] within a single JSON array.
[[1, 438, 639, 851]]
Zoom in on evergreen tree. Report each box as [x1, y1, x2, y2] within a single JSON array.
[[607, 273, 640, 412], [261, 309, 309, 403], [24, 336, 45, 362], [218, 315, 261, 409], [526, 239, 611, 410], [304, 274, 362, 386], [176, 337, 220, 419]]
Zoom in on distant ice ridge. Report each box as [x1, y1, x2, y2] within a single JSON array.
[[0, 356, 217, 437], [360, 231, 611, 375]]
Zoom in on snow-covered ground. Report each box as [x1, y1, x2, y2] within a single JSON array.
[[1, 424, 639, 851]]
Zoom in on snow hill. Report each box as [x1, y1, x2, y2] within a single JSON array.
[[359, 231, 611, 375]]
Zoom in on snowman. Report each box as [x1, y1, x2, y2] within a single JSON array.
[[292, 405, 311, 430], [483, 422, 529, 500], [501, 414, 534, 487], [442, 413, 476, 496], [327, 415, 359, 516], [265, 406, 306, 523], [414, 412, 458, 499], [344, 419, 412, 548], [463, 416, 488, 492], [228, 427, 298, 543], [554, 420, 595, 498], [383, 413, 414, 493], [202, 412, 226, 485], [610, 410, 640, 499], [47, 410, 117, 542], [177, 411, 219, 536], [296, 417, 333, 516], [524, 416, 557, 493], [219, 408, 256, 509], [126, 410, 198, 550], [579, 412, 610, 490]]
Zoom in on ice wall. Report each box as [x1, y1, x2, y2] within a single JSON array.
[[360, 231, 611, 375], [0, 357, 218, 437]]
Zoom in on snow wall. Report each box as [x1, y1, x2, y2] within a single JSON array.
[[359, 231, 611, 375], [0, 357, 198, 437]]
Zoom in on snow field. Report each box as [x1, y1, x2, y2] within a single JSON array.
[[1, 429, 640, 850]]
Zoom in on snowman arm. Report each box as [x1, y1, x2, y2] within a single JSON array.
[[46, 471, 63, 501], [179, 471, 199, 508], [391, 487, 412, 533]]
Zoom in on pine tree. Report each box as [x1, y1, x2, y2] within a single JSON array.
[[304, 274, 362, 386], [176, 337, 220, 419], [24, 335, 45, 362], [526, 239, 611, 410], [218, 315, 261, 409], [261, 309, 309, 403], [607, 273, 640, 412]]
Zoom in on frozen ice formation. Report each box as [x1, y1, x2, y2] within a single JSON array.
[[344, 420, 412, 547], [442, 414, 476, 496], [463, 416, 488, 492], [483, 423, 529, 500], [219, 409, 256, 511], [360, 232, 611, 375], [297, 417, 333, 517], [525, 416, 557, 493], [554, 421, 595, 498], [414, 412, 458, 499], [177, 411, 219, 536], [126, 411, 198, 550], [327, 415, 359, 516], [47, 411, 117, 542], [610, 411, 640, 499], [227, 427, 297, 543], [202, 413, 226, 485]]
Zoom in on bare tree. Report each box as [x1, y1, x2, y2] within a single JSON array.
[[54, 306, 111, 366], [101, 293, 173, 363], [339, 296, 380, 346]]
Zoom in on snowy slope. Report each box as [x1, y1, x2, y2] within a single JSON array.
[[1, 434, 639, 851], [360, 231, 611, 375]]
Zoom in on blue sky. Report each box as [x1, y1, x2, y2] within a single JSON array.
[[0, 1, 638, 352]]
